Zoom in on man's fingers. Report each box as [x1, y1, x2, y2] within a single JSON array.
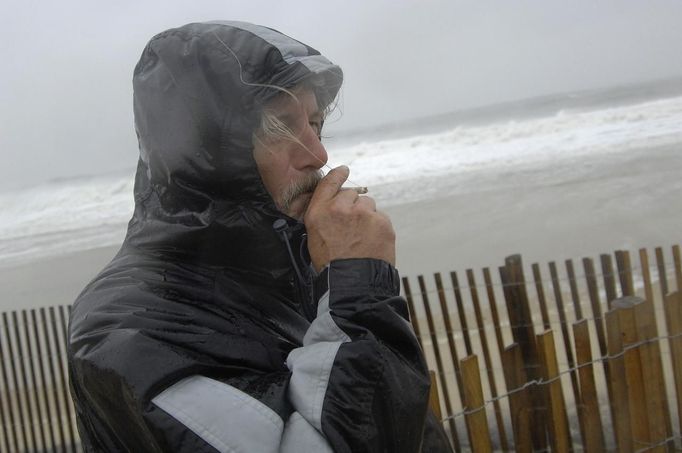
[[310, 166, 349, 204], [355, 196, 376, 211]]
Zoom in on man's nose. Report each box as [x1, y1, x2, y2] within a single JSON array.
[[297, 131, 328, 170]]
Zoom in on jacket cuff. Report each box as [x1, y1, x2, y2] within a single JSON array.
[[312, 258, 400, 304]]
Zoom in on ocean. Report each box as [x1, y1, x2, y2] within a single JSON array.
[[2, 79, 682, 269]]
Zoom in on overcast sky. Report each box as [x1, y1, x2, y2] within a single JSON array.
[[2, 0, 682, 190]]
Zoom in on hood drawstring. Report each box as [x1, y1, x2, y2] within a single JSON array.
[[273, 219, 317, 321]]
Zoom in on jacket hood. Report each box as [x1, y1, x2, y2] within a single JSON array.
[[124, 21, 342, 282]]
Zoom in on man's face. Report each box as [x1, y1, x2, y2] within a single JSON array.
[[253, 89, 327, 220]]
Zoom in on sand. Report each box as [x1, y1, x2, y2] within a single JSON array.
[[390, 142, 681, 278], [1, 143, 680, 313]]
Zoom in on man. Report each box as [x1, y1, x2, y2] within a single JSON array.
[[68, 21, 452, 452]]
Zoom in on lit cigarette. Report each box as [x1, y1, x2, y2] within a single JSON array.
[[348, 186, 368, 194]]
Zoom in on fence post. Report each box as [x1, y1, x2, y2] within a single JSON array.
[[664, 291, 682, 440], [615, 298, 651, 448], [633, 288, 672, 451], [583, 257, 619, 450], [501, 343, 532, 453], [500, 255, 546, 451], [428, 370, 443, 420], [548, 261, 581, 433], [615, 251, 635, 297], [605, 298, 638, 453], [572, 320, 606, 452], [655, 247, 668, 298], [466, 269, 509, 452], [600, 254, 618, 309], [417, 275, 459, 450], [531, 263, 551, 330], [434, 273, 465, 403], [461, 355, 492, 453], [450, 272, 473, 356], [482, 268, 506, 361], [402, 277, 424, 350], [537, 330, 571, 453], [432, 273, 463, 451], [565, 259, 584, 321]]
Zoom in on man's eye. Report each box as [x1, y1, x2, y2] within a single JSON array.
[[309, 121, 322, 135]]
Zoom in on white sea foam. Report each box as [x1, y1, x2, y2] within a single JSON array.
[[2, 95, 682, 267]]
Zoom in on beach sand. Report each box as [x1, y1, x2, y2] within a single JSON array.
[[1, 143, 680, 313], [391, 142, 681, 278]]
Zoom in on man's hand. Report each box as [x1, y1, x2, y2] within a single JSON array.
[[304, 166, 396, 273]]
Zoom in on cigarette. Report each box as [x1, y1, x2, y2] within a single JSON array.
[[348, 186, 368, 194]]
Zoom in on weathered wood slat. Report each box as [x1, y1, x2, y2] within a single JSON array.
[[615, 250, 635, 297], [461, 355, 492, 453], [633, 299, 671, 452], [428, 370, 442, 420], [572, 320, 606, 453], [638, 249, 674, 451], [614, 299, 650, 447], [531, 263, 551, 330], [605, 305, 633, 453], [450, 272, 473, 356], [600, 254, 618, 309], [402, 277, 424, 350], [580, 258, 618, 449], [432, 273, 462, 449], [501, 343, 532, 453], [466, 269, 509, 452], [565, 259, 584, 321], [548, 262, 581, 424], [664, 291, 682, 441], [537, 330, 571, 453], [418, 275, 460, 451], [500, 256, 546, 452], [483, 268, 505, 361], [655, 246, 669, 299]]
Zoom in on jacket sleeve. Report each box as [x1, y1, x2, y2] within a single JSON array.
[[145, 258, 435, 453], [285, 258, 433, 452]]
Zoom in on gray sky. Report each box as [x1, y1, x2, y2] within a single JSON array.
[[2, 0, 682, 190]]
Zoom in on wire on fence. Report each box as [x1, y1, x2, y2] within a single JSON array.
[[412, 305, 674, 340], [440, 331, 682, 423], [633, 436, 680, 453]]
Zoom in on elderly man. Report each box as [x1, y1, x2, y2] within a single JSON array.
[[68, 21, 452, 452]]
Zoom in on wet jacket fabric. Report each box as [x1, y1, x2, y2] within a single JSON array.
[[68, 21, 453, 453]]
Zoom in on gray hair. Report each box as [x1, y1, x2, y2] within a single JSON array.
[[252, 79, 337, 149]]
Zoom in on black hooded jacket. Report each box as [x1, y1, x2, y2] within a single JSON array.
[[68, 21, 453, 453]]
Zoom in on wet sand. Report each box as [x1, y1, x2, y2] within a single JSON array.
[[389, 142, 681, 278], [1, 143, 680, 313]]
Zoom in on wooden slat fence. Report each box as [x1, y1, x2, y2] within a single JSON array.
[[405, 245, 682, 452], [0, 306, 79, 453], [1, 244, 681, 452]]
